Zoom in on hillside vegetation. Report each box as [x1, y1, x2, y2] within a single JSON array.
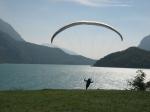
[[94, 47, 150, 68]]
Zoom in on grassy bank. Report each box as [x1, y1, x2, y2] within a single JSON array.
[[0, 90, 150, 112]]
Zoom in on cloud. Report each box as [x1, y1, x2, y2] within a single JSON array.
[[54, 0, 132, 7]]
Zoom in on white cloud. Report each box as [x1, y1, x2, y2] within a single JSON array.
[[54, 0, 132, 7]]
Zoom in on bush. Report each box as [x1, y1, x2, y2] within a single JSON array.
[[128, 70, 150, 91]]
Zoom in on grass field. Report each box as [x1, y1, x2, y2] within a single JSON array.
[[0, 90, 150, 112]]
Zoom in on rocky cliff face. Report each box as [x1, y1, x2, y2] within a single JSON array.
[[139, 35, 150, 51]]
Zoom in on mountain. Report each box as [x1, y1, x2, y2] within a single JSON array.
[[94, 47, 150, 68], [139, 35, 150, 51], [42, 43, 78, 55], [0, 18, 24, 42], [0, 31, 95, 65]]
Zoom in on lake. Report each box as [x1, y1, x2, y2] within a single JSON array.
[[0, 64, 150, 90]]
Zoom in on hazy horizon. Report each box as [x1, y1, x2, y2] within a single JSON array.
[[0, 0, 150, 59]]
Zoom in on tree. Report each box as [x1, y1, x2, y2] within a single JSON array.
[[128, 70, 150, 91]]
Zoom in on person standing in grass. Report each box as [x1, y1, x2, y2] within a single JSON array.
[[84, 78, 93, 90]]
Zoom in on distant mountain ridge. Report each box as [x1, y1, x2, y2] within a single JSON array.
[[139, 35, 150, 51], [42, 43, 78, 55], [0, 18, 24, 42], [94, 47, 150, 68], [0, 30, 95, 64]]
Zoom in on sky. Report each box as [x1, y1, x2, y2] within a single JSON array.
[[0, 0, 150, 59]]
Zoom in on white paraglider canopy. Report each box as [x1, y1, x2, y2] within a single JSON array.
[[51, 21, 123, 43]]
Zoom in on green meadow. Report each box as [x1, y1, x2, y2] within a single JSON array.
[[0, 90, 150, 112]]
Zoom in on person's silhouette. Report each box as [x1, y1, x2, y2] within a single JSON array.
[[84, 78, 93, 90]]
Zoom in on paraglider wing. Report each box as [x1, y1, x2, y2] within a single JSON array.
[[51, 21, 123, 43]]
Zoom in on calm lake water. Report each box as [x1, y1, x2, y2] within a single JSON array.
[[0, 64, 150, 90]]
